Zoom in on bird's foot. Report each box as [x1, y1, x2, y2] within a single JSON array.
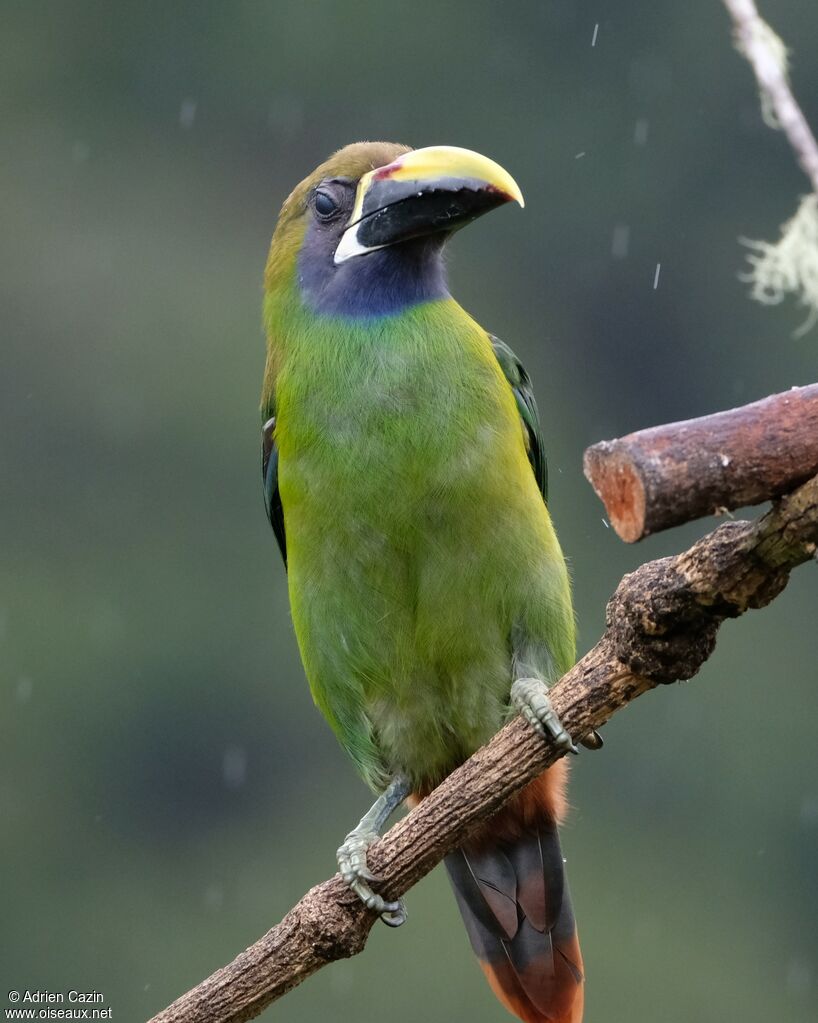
[[511, 676, 578, 755], [337, 826, 407, 927], [336, 775, 410, 927]]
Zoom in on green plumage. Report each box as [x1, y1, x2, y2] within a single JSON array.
[[263, 278, 574, 791], [263, 144, 586, 1022]]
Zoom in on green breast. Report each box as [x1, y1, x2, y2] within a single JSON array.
[[272, 298, 574, 790]]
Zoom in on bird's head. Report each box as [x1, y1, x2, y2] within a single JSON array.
[[264, 141, 524, 317]]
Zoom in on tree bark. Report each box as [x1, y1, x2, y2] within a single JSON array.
[[583, 384, 818, 542], [147, 473, 818, 1023]]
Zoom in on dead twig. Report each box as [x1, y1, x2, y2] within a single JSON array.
[[583, 384, 818, 542]]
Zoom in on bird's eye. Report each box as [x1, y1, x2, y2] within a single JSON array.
[[314, 190, 339, 219]]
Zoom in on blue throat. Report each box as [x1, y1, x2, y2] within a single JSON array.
[[297, 237, 449, 318]]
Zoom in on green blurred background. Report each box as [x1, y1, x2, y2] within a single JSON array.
[[2, 2, 817, 1021]]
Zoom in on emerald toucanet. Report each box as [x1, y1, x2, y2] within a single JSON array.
[[262, 142, 586, 1023]]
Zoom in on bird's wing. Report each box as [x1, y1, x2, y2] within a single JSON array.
[[490, 335, 548, 504], [262, 413, 287, 567]]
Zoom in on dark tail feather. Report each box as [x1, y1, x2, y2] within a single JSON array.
[[445, 818, 583, 1023]]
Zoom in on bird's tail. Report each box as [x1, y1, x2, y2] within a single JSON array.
[[443, 769, 584, 1023]]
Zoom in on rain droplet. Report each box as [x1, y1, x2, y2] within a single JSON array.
[[612, 224, 631, 259], [786, 959, 812, 996], [223, 745, 248, 789], [634, 119, 649, 146], [204, 884, 224, 911], [179, 98, 197, 130], [800, 794, 818, 826]]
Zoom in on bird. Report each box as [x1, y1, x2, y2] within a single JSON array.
[[261, 141, 586, 1023]]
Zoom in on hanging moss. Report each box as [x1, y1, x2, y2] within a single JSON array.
[[741, 194, 818, 336]]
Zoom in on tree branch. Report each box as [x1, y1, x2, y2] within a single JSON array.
[[148, 472, 818, 1023], [723, 0, 818, 194], [583, 383, 818, 542]]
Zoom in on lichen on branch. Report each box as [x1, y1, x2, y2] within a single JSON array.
[[722, 0, 818, 332]]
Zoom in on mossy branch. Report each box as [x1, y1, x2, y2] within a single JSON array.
[[722, 0, 818, 329], [723, 0, 818, 193]]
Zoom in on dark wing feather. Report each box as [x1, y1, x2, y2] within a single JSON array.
[[491, 339, 605, 754], [490, 335, 548, 504], [262, 414, 287, 568]]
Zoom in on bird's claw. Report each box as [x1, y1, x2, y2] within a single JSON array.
[[337, 829, 407, 927], [511, 677, 578, 755], [580, 728, 604, 750]]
